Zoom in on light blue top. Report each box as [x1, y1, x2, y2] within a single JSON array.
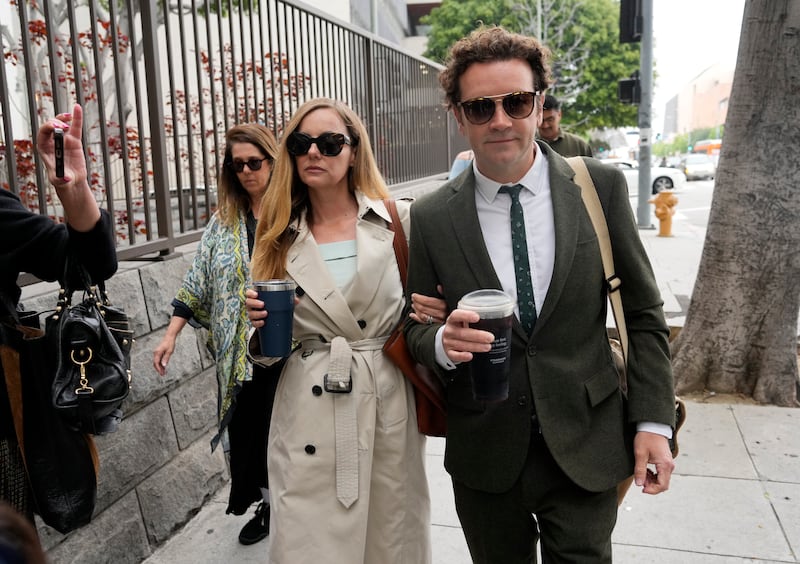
[[319, 239, 357, 288]]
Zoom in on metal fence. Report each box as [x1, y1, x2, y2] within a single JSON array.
[[0, 0, 452, 262]]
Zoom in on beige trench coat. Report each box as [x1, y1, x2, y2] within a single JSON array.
[[266, 194, 431, 564]]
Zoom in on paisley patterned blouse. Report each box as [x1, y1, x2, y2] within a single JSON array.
[[175, 211, 251, 449]]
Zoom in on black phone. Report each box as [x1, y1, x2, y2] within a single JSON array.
[[54, 127, 65, 178]]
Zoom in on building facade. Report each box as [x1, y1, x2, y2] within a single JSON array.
[[662, 63, 733, 139]]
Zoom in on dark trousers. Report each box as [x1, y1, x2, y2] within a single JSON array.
[[226, 363, 279, 515], [453, 432, 618, 564]]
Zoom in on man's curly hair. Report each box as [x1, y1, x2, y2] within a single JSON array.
[[439, 26, 552, 109]]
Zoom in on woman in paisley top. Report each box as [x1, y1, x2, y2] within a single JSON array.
[[152, 124, 279, 545]]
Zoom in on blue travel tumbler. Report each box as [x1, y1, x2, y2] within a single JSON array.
[[254, 280, 296, 357]]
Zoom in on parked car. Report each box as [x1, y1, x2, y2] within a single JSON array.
[[598, 158, 687, 194], [680, 153, 716, 181]]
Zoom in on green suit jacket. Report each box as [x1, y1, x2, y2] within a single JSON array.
[[404, 144, 675, 493]]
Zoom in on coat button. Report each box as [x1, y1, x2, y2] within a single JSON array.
[[517, 395, 527, 406], [312, 385, 322, 396], [527, 345, 537, 356], [305, 444, 316, 455], [296, 286, 305, 297], [357, 319, 367, 329]]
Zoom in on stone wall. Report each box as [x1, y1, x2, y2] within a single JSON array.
[[21, 177, 444, 562]]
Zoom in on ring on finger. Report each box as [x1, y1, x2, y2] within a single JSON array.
[[426, 314, 433, 325]]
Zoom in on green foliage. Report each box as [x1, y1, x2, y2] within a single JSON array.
[[423, 0, 641, 134], [423, 0, 516, 64], [563, 0, 640, 134]]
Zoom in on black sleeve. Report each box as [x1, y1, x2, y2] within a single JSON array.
[[171, 299, 193, 320], [171, 298, 204, 328], [0, 189, 117, 296], [66, 210, 118, 284]]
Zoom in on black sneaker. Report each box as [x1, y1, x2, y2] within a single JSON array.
[[238, 502, 270, 545]]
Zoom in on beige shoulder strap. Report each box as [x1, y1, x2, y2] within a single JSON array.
[[566, 156, 629, 368]]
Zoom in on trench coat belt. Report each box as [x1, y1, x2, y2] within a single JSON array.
[[300, 335, 388, 508]]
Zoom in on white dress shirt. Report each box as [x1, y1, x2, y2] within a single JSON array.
[[473, 145, 555, 320]]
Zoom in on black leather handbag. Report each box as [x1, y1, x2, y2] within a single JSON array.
[[46, 264, 132, 435], [1, 303, 98, 534]]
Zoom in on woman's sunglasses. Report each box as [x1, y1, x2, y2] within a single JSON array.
[[227, 156, 269, 173], [458, 91, 539, 125], [286, 131, 353, 157]]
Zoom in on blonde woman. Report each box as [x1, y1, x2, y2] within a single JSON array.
[[246, 98, 443, 563], [153, 124, 280, 545]]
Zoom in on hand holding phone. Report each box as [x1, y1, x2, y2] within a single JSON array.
[[54, 127, 65, 178]]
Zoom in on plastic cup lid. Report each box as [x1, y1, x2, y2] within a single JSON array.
[[457, 289, 515, 318], [253, 279, 296, 292]]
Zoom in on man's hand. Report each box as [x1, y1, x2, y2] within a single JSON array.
[[633, 431, 675, 495], [440, 309, 494, 364]]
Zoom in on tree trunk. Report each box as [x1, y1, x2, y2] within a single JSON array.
[[671, 0, 800, 406]]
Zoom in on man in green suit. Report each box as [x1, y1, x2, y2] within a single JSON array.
[[404, 26, 676, 563]]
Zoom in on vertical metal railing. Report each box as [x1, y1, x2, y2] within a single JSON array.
[[141, 0, 176, 250], [0, 0, 453, 265]]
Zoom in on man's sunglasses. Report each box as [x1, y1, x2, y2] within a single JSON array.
[[458, 91, 540, 125], [286, 131, 354, 157], [227, 156, 269, 173]]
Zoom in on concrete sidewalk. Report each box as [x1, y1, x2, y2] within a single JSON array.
[[143, 202, 800, 563], [143, 399, 800, 563]]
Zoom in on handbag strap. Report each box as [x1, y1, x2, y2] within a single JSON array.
[[384, 199, 409, 290], [60, 255, 112, 307], [566, 157, 629, 372]]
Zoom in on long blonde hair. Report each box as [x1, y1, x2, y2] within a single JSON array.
[[216, 124, 278, 227], [250, 98, 390, 280]]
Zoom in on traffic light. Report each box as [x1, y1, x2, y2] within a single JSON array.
[[618, 71, 641, 104], [620, 0, 642, 43]]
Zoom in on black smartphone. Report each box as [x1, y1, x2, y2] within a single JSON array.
[[54, 127, 65, 178]]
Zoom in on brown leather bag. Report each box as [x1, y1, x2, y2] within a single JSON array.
[[382, 199, 447, 437]]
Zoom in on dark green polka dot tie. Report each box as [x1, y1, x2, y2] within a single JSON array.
[[499, 184, 536, 334]]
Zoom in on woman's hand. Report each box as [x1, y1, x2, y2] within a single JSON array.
[[153, 334, 177, 376], [37, 104, 88, 190], [36, 104, 99, 231], [246, 287, 300, 328], [153, 316, 189, 376], [410, 284, 447, 325], [245, 288, 267, 328]]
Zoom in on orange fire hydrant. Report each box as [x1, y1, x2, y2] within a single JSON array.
[[649, 191, 678, 237]]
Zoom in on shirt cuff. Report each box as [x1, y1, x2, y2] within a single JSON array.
[[637, 421, 673, 439], [171, 299, 193, 319], [434, 325, 457, 370]]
